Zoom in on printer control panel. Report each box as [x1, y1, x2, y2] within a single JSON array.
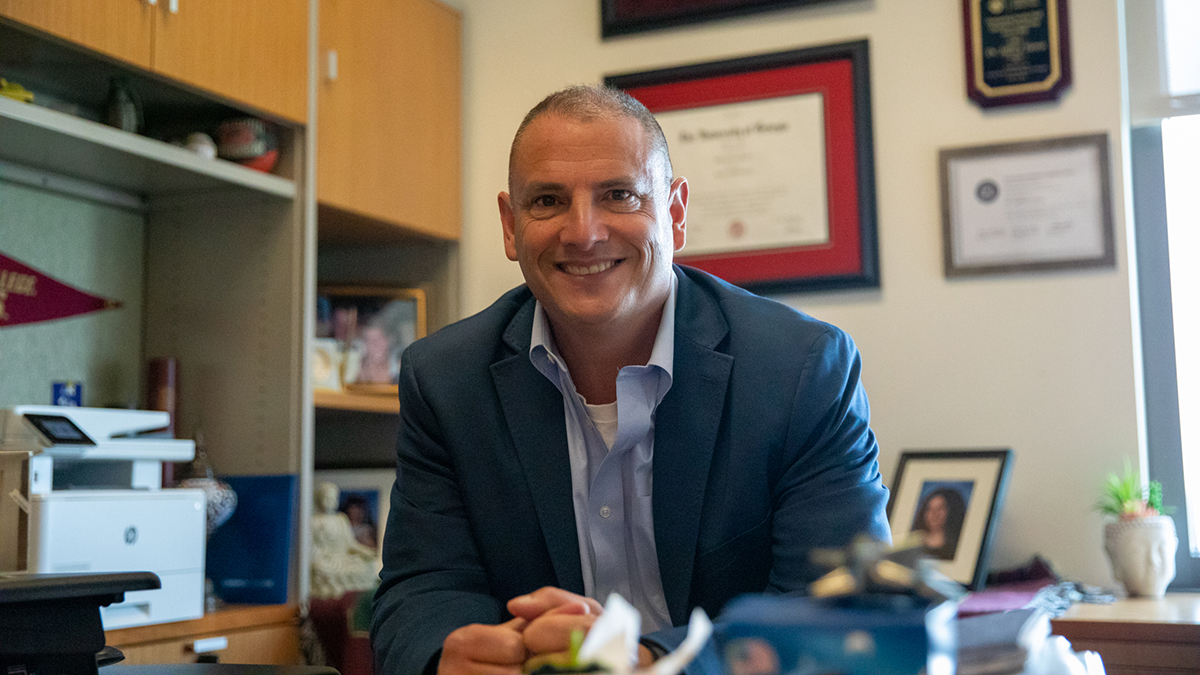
[[24, 414, 95, 446]]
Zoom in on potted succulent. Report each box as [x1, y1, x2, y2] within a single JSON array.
[[1097, 460, 1178, 598]]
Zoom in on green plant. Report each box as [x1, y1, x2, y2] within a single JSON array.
[[1096, 458, 1171, 518]]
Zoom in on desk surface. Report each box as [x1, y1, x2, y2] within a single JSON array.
[[1054, 593, 1200, 625]]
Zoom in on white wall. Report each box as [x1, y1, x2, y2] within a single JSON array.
[[455, 0, 1136, 586]]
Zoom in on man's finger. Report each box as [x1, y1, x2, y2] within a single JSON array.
[[508, 586, 604, 621], [438, 621, 527, 675], [521, 613, 597, 655]]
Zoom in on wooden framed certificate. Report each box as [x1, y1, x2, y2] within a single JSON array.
[[940, 133, 1114, 277]]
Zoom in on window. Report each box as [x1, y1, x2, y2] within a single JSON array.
[[1133, 121, 1199, 590], [1129, 0, 1200, 590], [1162, 115, 1200, 559]]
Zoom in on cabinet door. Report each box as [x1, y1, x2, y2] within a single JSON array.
[[152, 0, 307, 124], [319, 0, 461, 240], [0, 0, 154, 69]]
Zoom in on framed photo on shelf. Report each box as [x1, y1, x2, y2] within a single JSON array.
[[601, 0, 843, 38], [315, 286, 427, 395], [886, 449, 1013, 590], [606, 40, 878, 294], [313, 468, 396, 570], [940, 133, 1114, 277]]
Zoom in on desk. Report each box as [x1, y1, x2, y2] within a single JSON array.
[[1050, 593, 1200, 674], [105, 605, 302, 666]]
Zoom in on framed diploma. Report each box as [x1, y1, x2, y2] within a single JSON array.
[[940, 133, 1114, 277], [606, 40, 879, 294], [601, 0, 843, 38], [962, 0, 1072, 108]]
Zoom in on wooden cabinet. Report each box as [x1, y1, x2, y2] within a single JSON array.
[[105, 604, 302, 665], [1051, 593, 1200, 675], [0, 0, 307, 123], [153, 0, 308, 124], [0, 0, 154, 69], [318, 0, 461, 240]]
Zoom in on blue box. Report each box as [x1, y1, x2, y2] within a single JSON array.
[[205, 474, 297, 604], [717, 595, 957, 675], [52, 381, 82, 406]]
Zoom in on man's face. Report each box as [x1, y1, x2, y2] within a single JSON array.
[[499, 114, 687, 335]]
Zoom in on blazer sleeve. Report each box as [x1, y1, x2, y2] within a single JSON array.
[[769, 325, 891, 589], [371, 353, 505, 675]]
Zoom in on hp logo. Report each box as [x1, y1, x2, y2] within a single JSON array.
[[124, 526, 138, 545]]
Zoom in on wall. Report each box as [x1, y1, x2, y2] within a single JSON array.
[[0, 179, 145, 408], [454, 0, 1136, 586]]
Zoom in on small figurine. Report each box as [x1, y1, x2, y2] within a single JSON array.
[[310, 481, 379, 599]]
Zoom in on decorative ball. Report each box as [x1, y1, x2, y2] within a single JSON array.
[[215, 118, 279, 173]]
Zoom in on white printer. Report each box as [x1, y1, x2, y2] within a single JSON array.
[[0, 406, 206, 629]]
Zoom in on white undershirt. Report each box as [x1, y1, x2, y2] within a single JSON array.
[[584, 400, 619, 450]]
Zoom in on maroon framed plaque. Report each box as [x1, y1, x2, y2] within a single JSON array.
[[963, 0, 1072, 108], [601, 0, 845, 38], [605, 41, 878, 294]]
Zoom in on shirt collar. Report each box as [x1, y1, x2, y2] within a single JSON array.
[[529, 272, 677, 378]]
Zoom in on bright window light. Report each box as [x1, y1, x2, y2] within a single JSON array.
[[1162, 114, 1200, 555], [1163, 0, 1200, 96]]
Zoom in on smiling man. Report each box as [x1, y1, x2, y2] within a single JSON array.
[[371, 86, 890, 675]]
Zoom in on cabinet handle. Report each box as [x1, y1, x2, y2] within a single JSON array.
[[189, 636, 228, 654], [169, 0, 179, 13], [327, 50, 339, 82]]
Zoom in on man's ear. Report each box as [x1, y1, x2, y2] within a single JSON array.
[[668, 176, 688, 252], [498, 192, 519, 261]]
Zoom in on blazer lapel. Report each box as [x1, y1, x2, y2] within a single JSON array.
[[491, 298, 585, 595], [653, 269, 733, 625]]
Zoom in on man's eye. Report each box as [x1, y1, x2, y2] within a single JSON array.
[[532, 195, 560, 208], [609, 190, 633, 201]]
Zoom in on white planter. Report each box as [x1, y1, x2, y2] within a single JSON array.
[[1103, 515, 1178, 598]]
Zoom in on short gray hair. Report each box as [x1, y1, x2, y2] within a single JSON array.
[[508, 85, 673, 192]]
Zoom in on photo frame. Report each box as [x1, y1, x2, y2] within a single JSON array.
[[601, 0, 845, 38], [606, 40, 878, 294], [315, 286, 427, 395], [313, 468, 396, 571], [886, 449, 1013, 590], [940, 133, 1114, 277]]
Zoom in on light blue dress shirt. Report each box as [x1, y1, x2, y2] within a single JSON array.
[[528, 276, 677, 633]]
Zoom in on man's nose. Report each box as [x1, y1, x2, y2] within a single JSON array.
[[560, 198, 607, 249]]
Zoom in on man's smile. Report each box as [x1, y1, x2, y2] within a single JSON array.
[[559, 259, 622, 276]]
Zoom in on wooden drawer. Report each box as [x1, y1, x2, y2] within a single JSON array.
[[106, 604, 301, 666]]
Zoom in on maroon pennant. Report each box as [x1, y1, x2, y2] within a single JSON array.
[[0, 251, 122, 328]]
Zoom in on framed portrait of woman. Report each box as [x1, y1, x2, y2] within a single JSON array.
[[886, 449, 1013, 590]]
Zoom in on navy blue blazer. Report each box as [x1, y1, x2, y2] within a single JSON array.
[[371, 266, 890, 675]]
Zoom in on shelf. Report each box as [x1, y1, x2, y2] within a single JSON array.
[[0, 96, 295, 200], [318, 202, 456, 244], [314, 389, 400, 414]]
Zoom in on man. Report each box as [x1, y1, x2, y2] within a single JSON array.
[[371, 86, 890, 675]]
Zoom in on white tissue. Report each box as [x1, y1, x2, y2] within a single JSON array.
[[579, 594, 641, 675], [649, 608, 714, 675], [576, 594, 713, 675]]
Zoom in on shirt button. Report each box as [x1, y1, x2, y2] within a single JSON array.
[[599, 506, 611, 518]]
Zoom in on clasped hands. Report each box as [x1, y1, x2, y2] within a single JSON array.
[[438, 587, 655, 675]]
